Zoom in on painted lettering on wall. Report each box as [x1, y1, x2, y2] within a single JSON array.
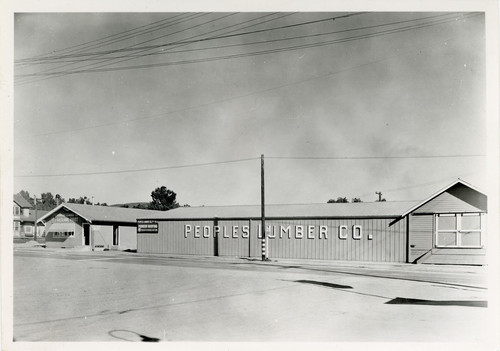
[[183, 224, 367, 240], [54, 214, 80, 223]]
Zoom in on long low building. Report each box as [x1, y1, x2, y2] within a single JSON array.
[[136, 180, 488, 265]]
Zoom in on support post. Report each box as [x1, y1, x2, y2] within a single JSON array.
[[261, 154, 266, 261], [34, 195, 38, 242]]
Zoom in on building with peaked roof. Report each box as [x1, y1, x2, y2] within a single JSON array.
[[136, 180, 487, 265], [37, 203, 167, 250], [393, 179, 487, 265], [14, 193, 32, 238], [13, 193, 47, 239]]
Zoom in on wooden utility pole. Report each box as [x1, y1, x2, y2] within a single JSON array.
[[376, 191, 383, 202], [261, 154, 266, 261], [34, 195, 38, 242]]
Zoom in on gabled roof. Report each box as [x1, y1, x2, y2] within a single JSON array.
[[37, 203, 168, 224], [13, 194, 32, 209], [398, 179, 486, 218], [138, 201, 419, 220], [24, 210, 50, 223]]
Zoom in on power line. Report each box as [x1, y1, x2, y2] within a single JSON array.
[[15, 13, 196, 64], [356, 171, 481, 200], [14, 13, 209, 87], [267, 154, 486, 160], [15, 13, 234, 85], [19, 35, 464, 138], [14, 154, 485, 178], [16, 12, 363, 64], [14, 12, 361, 85], [15, 12, 294, 86], [14, 157, 261, 178], [19, 12, 458, 66], [15, 13, 476, 81]]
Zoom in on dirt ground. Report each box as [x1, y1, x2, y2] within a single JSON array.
[[7, 248, 498, 349]]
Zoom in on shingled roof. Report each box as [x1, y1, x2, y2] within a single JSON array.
[[13, 193, 32, 208]]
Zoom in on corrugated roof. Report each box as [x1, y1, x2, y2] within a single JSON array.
[[13, 193, 32, 208], [38, 203, 169, 224], [138, 201, 419, 220]]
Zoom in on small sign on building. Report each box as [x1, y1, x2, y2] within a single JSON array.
[[137, 219, 158, 233]]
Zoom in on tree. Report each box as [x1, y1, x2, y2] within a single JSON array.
[[68, 196, 92, 205], [18, 190, 61, 210], [352, 198, 362, 203], [38, 192, 58, 211], [148, 186, 179, 211], [327, 197, 349, 203]]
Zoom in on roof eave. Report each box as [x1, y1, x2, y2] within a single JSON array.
[[36, 203, 93, 224], [393, 179, 486, 222]]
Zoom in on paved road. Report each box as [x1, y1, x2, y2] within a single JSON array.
[[10, 248, 495, 344], [14, 248, 488, 288]]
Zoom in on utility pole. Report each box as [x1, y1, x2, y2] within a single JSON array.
[[375, 191, 383, 202], [34, 195, 38, 242], [261, 154, 266, 261]]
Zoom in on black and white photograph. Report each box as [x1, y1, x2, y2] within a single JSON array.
[[1, 1, 499, 350]]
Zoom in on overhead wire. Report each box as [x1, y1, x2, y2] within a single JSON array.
[[16, 12, 477, 81], [15, 157, 261, 178], [15, 12, 292, 86], [15, 12, 195, 65], [16, 12, 364, 64], [20, 12, 459, 65], [14, 153, 485, 178], [14, 12, 224, 85], [14, 12, 208, 85], [19, 35, 465, 138], [267, 154, 486, 160]]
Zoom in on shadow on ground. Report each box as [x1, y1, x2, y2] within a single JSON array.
[[109, 329, 160, 342], [386, 297, 487, 307], [293, 279, 353, 289]]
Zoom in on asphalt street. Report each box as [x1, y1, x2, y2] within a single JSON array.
[[10, 247, 494, 344]]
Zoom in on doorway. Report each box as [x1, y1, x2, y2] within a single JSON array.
[[83, 223, 90, 246]]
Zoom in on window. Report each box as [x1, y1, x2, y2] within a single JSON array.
[[51, 231, 74, 238], [13, 205, 20, 216], [436, 214, 483, 248], [24, 226, 33, 234], [14, 222, 20, 231]]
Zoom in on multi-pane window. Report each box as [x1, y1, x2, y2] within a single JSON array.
[[51, 231, 74, 237], [436, 213, 483, 248], [13, 205, 20, 216]]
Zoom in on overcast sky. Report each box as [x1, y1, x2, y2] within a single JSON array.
[[12, 10, 492, 206]]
